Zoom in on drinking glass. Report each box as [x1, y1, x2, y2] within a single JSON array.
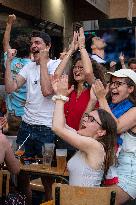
[[42, 143, 55, 169], [56, 149, 67, 172], [15, 145, 25, 157]]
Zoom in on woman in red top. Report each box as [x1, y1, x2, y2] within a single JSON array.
[[55, 28, 106, 131], [54, 28, 106, 160]]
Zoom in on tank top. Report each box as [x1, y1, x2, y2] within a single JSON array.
[[120, 131, 136, 154], [67, 151, 104, 187]]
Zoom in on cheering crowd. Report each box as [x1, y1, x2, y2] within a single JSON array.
[[0, 14, 136, 205]]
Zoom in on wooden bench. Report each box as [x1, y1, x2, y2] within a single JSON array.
[[52, 183, 117, 205]]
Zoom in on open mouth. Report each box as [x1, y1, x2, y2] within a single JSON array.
[[80, 122, 86, 129], [111, 92, 119, 100], [111, 92, 119, 96], [74, 72, 81, 77], [32, 50, 39, 54]]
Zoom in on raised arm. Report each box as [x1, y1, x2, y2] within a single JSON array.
[[3, 14, 16, 52], [52, 75, 101, 153], [54, 31, 78, 78], [5, 49, 26, 93], [78, 27, 95, 84], [93, 79, 136, 134], [119, 52, 127, 69], [39, 48, 54, 96], [79, 87, 97, 129], [84, 87, 97, 113]]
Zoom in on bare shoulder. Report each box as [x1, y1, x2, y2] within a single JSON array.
[[86, 140, 105, 169], [86, 137, 104, 153], [121, 106, 136, 117], [126, 107, 136, 112], [128, 107, 136, 112]]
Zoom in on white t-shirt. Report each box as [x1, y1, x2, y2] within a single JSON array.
[[19, 59, 61, 127], [91, 54, 106, 64]]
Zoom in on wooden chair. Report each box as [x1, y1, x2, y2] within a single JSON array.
[[52, 183, 117, 205], [30, 178, 45, 192], [0, 170, 10, 198]]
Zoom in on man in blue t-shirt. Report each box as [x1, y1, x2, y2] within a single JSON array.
[[3, 14, 31, 135]]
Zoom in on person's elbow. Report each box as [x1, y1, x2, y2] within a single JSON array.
[[5, 86, 15, 94], [52, 124, 60, 136], [52, 124, 57, 133], [5, 82, 17, 93]]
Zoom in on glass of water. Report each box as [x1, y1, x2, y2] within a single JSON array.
[[42, 143, 55, 169]]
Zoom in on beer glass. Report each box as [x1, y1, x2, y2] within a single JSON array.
[[56, 149, 67, 172], [42, 143, 55, 169]]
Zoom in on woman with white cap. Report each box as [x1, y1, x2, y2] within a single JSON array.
[[93, 69, 136, 205]]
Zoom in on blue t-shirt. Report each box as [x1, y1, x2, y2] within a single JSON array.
[[4, 52, 31, 116]]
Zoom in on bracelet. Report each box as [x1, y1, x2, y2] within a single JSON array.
[[52, 95, 69, 102]]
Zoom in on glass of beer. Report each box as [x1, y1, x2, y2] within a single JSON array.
[[56, 149, 67, 172], [42, 143, 55, 169], [14, 143, 25, 165]]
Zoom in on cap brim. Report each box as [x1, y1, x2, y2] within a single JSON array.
[[107, 71, 126, 78]]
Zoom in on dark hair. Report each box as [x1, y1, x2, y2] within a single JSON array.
[[12, 36, 30, 58], [128, 58, 136, 67], [85, 34, 97, 54], [68, 57, 106, 90], [91, 60, 107, 87], [124, 77, 136, 106], [97, 109, 117, 177], [30, 30, 51, 46]]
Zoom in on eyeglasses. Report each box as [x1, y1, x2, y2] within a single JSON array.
[[109, 81, 127, 88], [84, 113, 101, 126], [73, 65, 83, 70]]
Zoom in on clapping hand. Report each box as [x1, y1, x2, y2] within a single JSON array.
[[39, 47, 50, 63], [51, 75, 74, 96], [78, 27, 85, 50], [69, 31, 79, 52], [92, 79, 107, 100]]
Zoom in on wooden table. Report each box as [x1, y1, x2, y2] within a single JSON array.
[[20, 164, 68, 178], [20, 164, 69, 186]]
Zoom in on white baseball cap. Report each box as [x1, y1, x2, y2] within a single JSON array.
[[107, 69, 136, 84]]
